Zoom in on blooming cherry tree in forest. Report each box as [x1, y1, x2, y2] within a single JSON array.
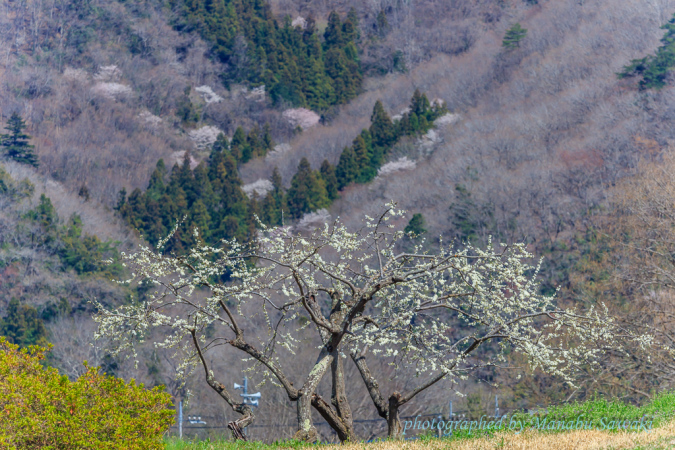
[[93, 202, 651, 441]]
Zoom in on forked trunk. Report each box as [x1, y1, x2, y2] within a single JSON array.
[[293, 349, 334, 442]]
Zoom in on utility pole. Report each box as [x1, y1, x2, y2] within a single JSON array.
[[178, 400, 183, 439], [234, 377, 261, 437]]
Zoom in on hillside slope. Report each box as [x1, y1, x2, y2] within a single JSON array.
[[1, 0, 675, 443]]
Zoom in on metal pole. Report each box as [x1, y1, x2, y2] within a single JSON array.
[[495, 395, 499, 418], [243, 377, 248, 437], [449, 400, 452, 420], [179, 400, 183, 439]]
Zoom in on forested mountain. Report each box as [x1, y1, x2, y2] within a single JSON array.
[[173, 0, 362, 108], [2, 0, 675, 442]]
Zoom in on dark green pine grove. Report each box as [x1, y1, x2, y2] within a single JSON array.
[[619, 13, 675, 90], [118, 91, 447, 251], [172, 0, 362, 109], [335, 90, 447, 188]]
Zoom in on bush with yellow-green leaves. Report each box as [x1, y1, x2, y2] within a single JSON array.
[[0, 338, 174, 449]]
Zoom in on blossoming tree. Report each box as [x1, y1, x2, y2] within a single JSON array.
[[93, 203, 650, 441]]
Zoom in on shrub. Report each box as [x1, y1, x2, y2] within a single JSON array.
[[0, 339, 174, 449]]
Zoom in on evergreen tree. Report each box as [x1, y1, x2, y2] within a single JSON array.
[[320, 160, 338, 201], [404, 213, 427, 237], [369, 100, 395, 148], [324, 11, 344, 48], [502, 23, 528, 50], [270, 167, 287, 225], [376, 10, 389, 37], [230, 126, 247, 162], [410, 89, 430, 118], [0, 299, 48, 348], [1, 113, 39, 167], [352, 134, 370, 174], [286, 158, 329, 218], [619, 14, 675, 90], [336, 146, 358, 189]]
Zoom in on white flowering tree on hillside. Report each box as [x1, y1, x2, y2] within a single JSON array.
[[92, 203, 650, 442]]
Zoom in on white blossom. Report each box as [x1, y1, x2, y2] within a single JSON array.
[[242, 179, 274, 198], [90, 82, 132, 100], [63, 67, 87, 82], [283, 108, 320, 130], [188, 126, 223, 151], [376, 157, 416, 178], [92, 202, 652, 426], [93, 65, 122, 82], [295, 209, 331, 232], [195, 85, 223, 104]]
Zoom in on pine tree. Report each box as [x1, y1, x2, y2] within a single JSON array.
[[376, 10, 389, 37], [369, 100, 394, 148], [230, 126, 247, 162], [619, 15, 675, 90], [287, 158, 329, 218], [502, 23, 528, 50], [324, 11, 344, 48], [336, 146, 358, 189], [1, 113, 39, 167], [352, 134, 370, 175], [320, 160, 338, 201], [147, 159, 166, 200], [404, 213, 427, 237], [410, 89, 430, 118]]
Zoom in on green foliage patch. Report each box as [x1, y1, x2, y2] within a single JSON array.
[[0, 338, 174, 449], [619, 13, 675, 90], [172, 0, 361, 109], [118, 91, 447, 251]]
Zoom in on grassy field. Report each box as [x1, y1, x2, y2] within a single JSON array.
[[165, 423, 675, 450], [165, 393, 675, 450]]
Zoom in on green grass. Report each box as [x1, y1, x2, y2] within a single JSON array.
[[164, 392, 675, 448], [164, 437, 322, 450]]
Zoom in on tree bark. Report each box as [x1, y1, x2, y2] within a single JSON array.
[[293, 348, 334, 442], [330, 354, 357, 441], [387, 393, 403, 439], [190, 329, 254, 441]]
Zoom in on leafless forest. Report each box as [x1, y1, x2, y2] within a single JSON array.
[[2, 0, 675, 442]]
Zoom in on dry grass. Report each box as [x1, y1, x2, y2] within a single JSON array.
[[315, 421, 675, 450]]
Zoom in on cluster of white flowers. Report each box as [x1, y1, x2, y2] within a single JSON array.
[[376, 157, 416, 177], [242, 179, 274, 198], [90, 82, 132, 100], [195, 85, 223, 104], [433, 113, 461, 127], [63, 67, 87, 82], [245, 85, 266, 102], [295, 209, 331, 232], [93, 65, 122, 82], [92, 202, 652, 395], [188, 126, 223, 150], [291, 16, 307, 28], [283, 108, 320, 130], [138, 110, 162, 127], [391, 107, 411, 122]]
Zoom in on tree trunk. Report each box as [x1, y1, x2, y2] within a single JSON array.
[[293, 350, 334, 442], [387, 393, 404, 439], [330, 354, 357, 442]]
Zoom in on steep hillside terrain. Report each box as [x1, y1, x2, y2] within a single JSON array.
[[2, 0, 675, 442]]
